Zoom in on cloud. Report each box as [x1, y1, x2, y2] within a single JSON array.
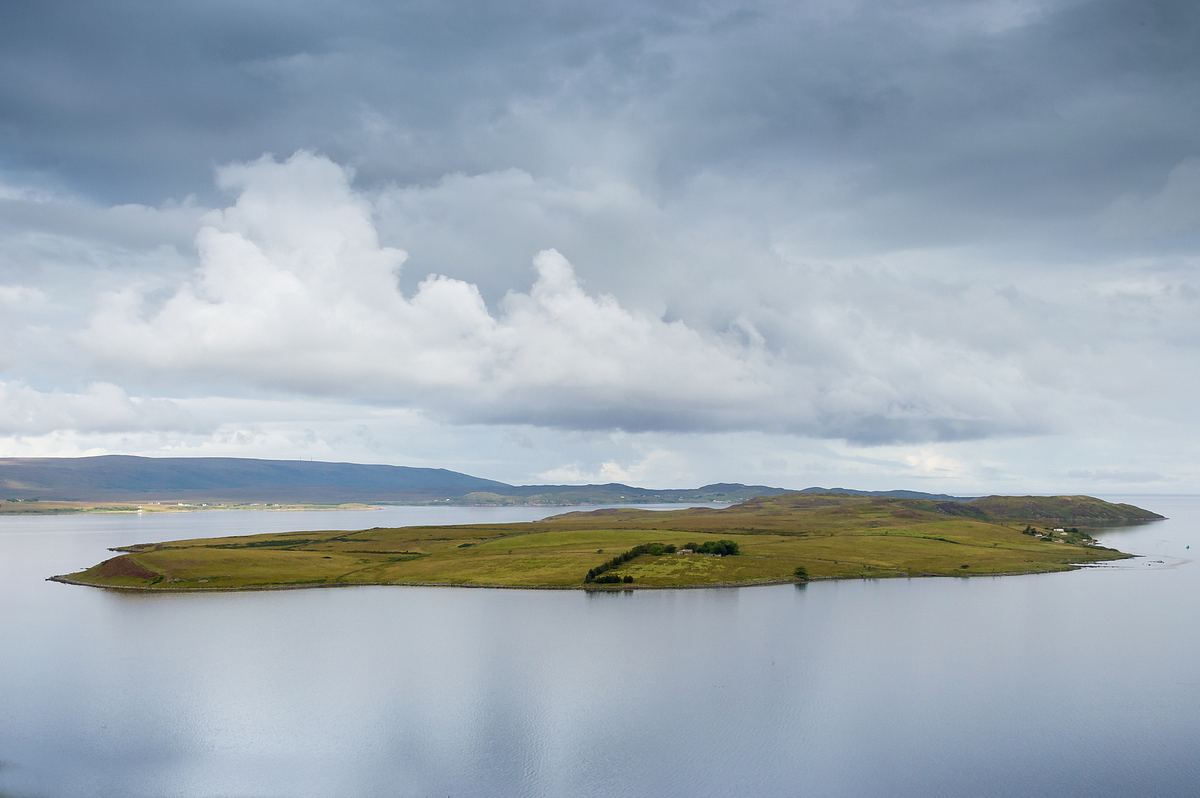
[[5, 0, 1198, 251], [0, 285, 45, 306], [80, 151, 1070, 443], [1064, 468, 1167, 484], [0, 382, 195, 436], [536, 448, 695, 487], [902, 448, 968, 478], [1, 1, 1198, 492], [1102, 158, 1200, 241]]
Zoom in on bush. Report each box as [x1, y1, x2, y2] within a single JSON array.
[[622, 575, 634, 584], [793, 566, 809, 582]]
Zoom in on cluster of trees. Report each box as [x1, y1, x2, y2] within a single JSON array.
[[590, 574, 635, 584], [583, 539, 742, 583], [682, 540, 740, 556]]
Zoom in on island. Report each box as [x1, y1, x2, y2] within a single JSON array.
[[51, 492, 1162, 591]]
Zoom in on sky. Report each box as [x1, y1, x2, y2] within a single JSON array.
[[1, 0, 1197, 493]]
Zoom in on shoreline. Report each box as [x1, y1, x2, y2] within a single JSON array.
[[47, 554, 1131, 594], [2, 500, 736, 516], [1, 502, 386, 516]]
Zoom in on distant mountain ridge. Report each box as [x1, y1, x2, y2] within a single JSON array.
[[0, 455, 969, 506], [798, 486, 968, 501], [0, 456, 508, 503], [0, 455, 792, 505], [0, 458, 1168, 524]]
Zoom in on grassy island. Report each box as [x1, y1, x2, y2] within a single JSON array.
[[52, 493, 1160, 591]]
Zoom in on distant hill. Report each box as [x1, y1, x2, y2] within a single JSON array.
[[964, 495, 1165, 525], [0, 456, 508, 503], [457, 482, 793, 506], [799, 486, 968, 501], [731, 492, 1163, 527], [6, 457, 1149, 521], [0, 456, 794, 506]]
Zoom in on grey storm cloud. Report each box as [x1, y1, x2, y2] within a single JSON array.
[[3, 0, 1198, 224]]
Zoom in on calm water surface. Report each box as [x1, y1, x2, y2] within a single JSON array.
[[1, 498, 1197, 797]]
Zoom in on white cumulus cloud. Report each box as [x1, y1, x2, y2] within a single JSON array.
[[82, 151, 1067, 443], [0, 382, 195, 436]]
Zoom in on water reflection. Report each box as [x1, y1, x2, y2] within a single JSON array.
[[0, 498, 1196, 797]]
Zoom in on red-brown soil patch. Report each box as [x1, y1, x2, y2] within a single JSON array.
[[92, 555, 159, 580]]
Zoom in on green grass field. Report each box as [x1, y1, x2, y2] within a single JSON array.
[[54, 493, 1145, 591]]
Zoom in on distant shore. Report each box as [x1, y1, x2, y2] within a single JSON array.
[[1, 500, 382, 515], [1, 498, 742, 515]]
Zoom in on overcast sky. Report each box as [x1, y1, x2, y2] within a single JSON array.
[[1, 0, 1197, 493]]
